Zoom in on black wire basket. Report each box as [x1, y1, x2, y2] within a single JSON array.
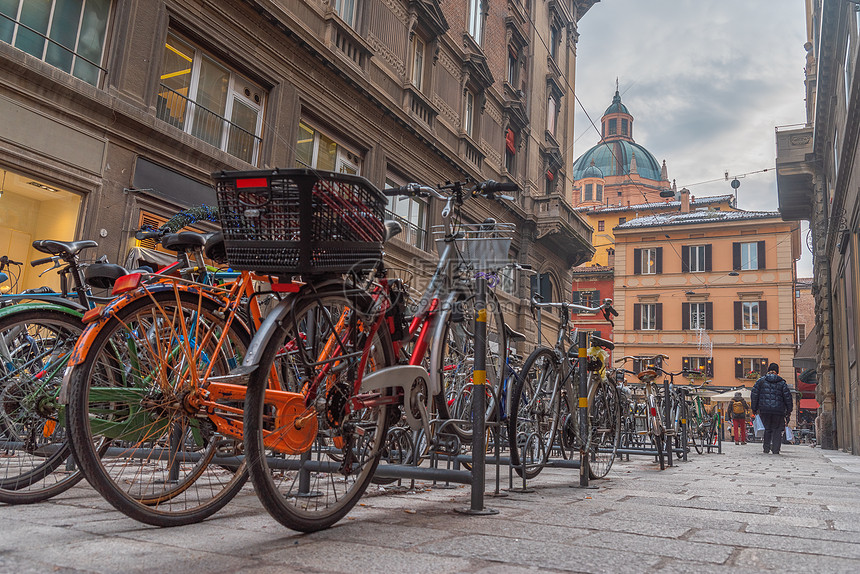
[[213, 169, 387, 276]]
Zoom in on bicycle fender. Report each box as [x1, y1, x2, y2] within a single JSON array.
[[360, 365, 430, 431], [0, 296, 86, 314]]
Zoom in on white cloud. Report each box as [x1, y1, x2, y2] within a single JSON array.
[[573, 0, 812, 275]]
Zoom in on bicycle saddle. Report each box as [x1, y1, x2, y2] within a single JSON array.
[[591, 336, 615, 350], [32, 239, 98, 258], [383, 220, 402, 242], [505, 324, 526, 342], [162, 232, 206, 253], [85, 262, 129, 289], [204, 231, 228, 264], [637, 369, 657, 381]]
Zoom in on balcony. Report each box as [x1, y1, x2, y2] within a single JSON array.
[[526, 195, 595, 266], [775, 124, 814, 221], [156, 85, 262, 165]]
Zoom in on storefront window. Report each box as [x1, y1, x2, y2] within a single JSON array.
[[0, 169, 81, 292]]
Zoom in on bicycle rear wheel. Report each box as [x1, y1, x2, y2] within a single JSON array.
[[67, 289, 250, 526], [0, 309, 87, 504], [588, 376, 621, 479], [244, 285, 393, 532], [507, 347, 560, 479]]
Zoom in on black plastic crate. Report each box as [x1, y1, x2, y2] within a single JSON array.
[[214, 169, 386, 275]]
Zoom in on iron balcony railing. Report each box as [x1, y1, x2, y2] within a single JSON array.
[[156, 84, 262, 165], [384, 210, 427, 251]]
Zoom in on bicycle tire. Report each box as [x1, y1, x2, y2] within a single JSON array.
[[588, 376, 621, 479], [507, 347, 560, 479], [432, 290, 506, 443], [67, 289, 250, 526], [0, 309, 88, 504], [243, 285, 393, 532], [689, 419, 704, 455]]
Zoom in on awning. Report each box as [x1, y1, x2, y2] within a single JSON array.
[[800, 398, 820, 410], [793, 324, 818, 369]]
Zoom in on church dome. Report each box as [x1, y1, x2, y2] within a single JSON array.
[[581, 160, 604, 180], [573, 140, 662, 181]]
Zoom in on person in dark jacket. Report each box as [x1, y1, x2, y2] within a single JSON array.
[[751, 363, 793, 454]]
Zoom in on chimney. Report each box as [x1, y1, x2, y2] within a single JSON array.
[[607, 248, 616, 268], [680, 188, 690, 213]]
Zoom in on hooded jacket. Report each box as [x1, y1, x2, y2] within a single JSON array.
[[751, 373, 793, 416]]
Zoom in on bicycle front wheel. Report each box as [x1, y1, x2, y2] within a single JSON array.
[[507, 347, 560, 479], [0, 309, 87, 504], [244, 286, 393, 532], [588, 376, 621, 479], [67, 289, 250, 526]]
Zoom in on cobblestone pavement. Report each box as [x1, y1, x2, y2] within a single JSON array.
[[2, 441, 859, 573]]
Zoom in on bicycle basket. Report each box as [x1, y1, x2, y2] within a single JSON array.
[[432, 222, 515, 270], [214, 169, 387, 275]]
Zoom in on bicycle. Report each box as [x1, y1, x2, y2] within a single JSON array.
[[0, 239, 127, 504], [507, 296, 620, 480], [615, 355, 670, 470], [224, 169, 518, 532]]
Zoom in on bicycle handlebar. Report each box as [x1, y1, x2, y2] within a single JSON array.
[[30, 256, 55, 267], [531, 295, 614, 317]]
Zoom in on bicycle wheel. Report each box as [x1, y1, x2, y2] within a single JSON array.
[[687, 413, 704, 455], [433, 290, 506, 443], [67, 289, 250, 526], [653, 433, 666, 470], [588, 376, 621, 479], [507, 347, 560, 479], [244, 286, 393, 532], [0, 309, 88, 504]]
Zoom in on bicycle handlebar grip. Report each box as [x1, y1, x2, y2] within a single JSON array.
[[476, 180, 519, 195], [608, 305, 619, 317], [135, 229, 163, 241], [30, 256, 54, 267]]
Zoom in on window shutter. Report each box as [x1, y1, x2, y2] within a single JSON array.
[[682, 302, 690, 330], [759, 358, 768, 375], [705, 244, 712, 271], [705, 301, 713, 330], [656, 247, 663, 274], [633, 248, 642, 274], [571, 290, 581, 305], [734, 301, 742, 330], [732, 242, 741, 270], [681, 246, 689, 272], [633, 303, 641, 330], [655, 303, 663, 330], [633, 358, 642, 373], [706, 358, 714, 377], [735, 358, 744, 379], [757, 240, 766, 270], [593, 289, 601, 304], [759, 300, 768, 330]]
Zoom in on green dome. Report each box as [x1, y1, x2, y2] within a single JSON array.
[[604, 90, 629, 115], [572, 140, 662, 181], [581, 161, 604, 179]]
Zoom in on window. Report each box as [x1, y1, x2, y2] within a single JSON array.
[[735, 357, 767, 379], [411, 35, 425, 91], [621, 118, 629, 136], [0, 0, 110, 86], [583, 183, 593, 201], [597, 220, 605, 232], [499, 264, 515, 295], [683, 356, 714, 377], [798, 323, 807, 344], [632, 355, 662, 374], [740, 242, 758, 270], [550, 25, 560, 60], [619, 217, 626, 225], [334, 0, 357, 27], [687, 245, 708, 272], [547, 94, 558, 136], [157, 33, 265, 164], [641, 303, 657, 330], [690, 302, 707, 330], [468, 0, 483, 45], [573, 289, 600, 309], [639, 248, 658, 274], [385, 176, 426, 250], [545, 170, 555, 194], [596, 184, 603, 202], [464, 90, 475, 137], [608, 118, 617, 135], [742, 301, 759, 330], [505, 128, 516, 174], [507, 45, 518, 86], [295, 121, 360, 174]]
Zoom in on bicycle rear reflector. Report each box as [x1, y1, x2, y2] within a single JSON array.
[[111, 272, 143, 296]]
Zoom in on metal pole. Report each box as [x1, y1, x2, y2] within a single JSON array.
[[663, 378, 673, 467], [578, 331, 589, 487], [681, 392, 689, 462], [456, 274, 497, 515]]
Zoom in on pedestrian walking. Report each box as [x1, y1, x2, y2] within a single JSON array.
[[728, 392, 749, 444], [751, 363, 793, 455]]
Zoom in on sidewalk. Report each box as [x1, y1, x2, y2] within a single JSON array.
[[2, 442, 859, 573]]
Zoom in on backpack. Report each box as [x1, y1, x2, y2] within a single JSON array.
[[732, 400, 745, 415]]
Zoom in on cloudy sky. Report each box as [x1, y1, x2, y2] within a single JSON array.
[[571, 0, 811, 275]]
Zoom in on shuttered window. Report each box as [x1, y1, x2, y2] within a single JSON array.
[[634, 303, 661, 330], [683, 356, 714, 377], [734, 300, 768, 330], [733, 241, 766, 271], [633, 247, 662, 275], [735, 357, 768, 378]]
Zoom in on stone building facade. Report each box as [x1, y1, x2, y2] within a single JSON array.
[[0, 0, 601, 346]]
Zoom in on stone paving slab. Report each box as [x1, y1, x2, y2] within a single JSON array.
[[1, 442, 859, 573]]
